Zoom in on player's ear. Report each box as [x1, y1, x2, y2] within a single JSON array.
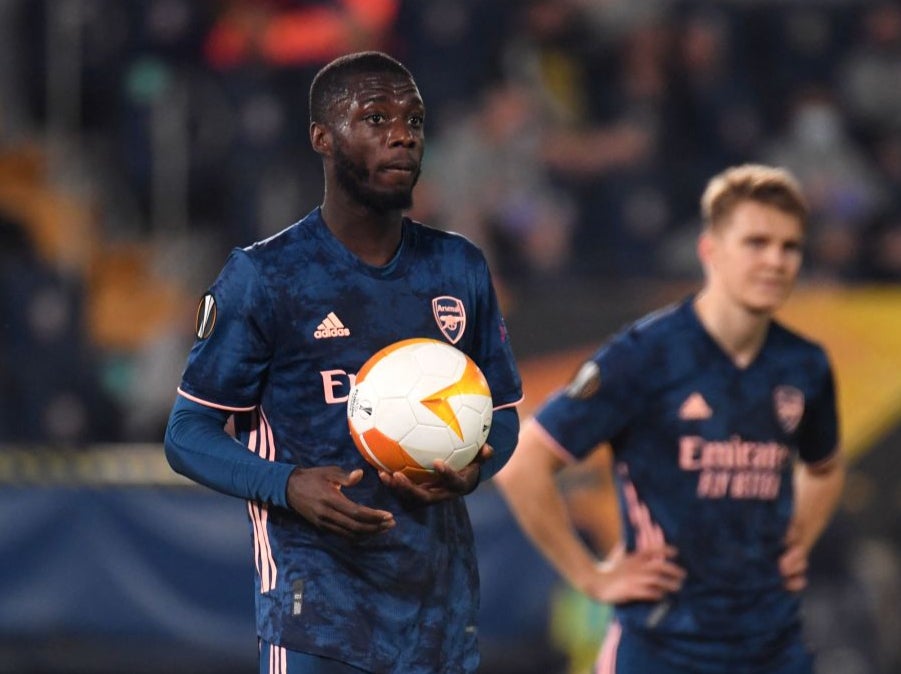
[[310, 122, 331, 156], [697, 230, 714, 266]]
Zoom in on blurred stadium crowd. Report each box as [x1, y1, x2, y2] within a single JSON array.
[[1, 3, 900, 674], [1, 0, 900, 445]]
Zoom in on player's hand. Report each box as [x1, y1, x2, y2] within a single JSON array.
[[779, 522, 809, 592], [379, 444, 492, 503], [286, 466, 395, 538], [580, 543, 686, 605]]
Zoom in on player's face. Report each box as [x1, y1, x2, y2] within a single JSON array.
[[701, 200, 804, 314], [330, 72, 425, 212]]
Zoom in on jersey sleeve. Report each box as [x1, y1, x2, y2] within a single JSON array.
[[178, 249, 275, 410], [534, 328, 644, 461], [165, 396, 296, 506], [469, 256, 522, 410], [796, 349, 840, 464]]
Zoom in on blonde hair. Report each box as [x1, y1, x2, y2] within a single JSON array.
[[700, 164, 808, 231]]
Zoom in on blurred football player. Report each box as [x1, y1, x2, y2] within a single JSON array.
[[497, 164, 845, 674]]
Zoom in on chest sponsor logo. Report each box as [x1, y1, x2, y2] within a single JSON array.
[[195, 293, 217, 339], [679, 435, 790, 500], [314, 312, 350, 339], [432, 296, 466, 344], [320, 369, 357, 403], [774, 385, 804, 433]]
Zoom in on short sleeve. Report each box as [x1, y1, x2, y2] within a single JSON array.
[[534, 329, 644, 461], [178, 249, 274, 410], [469, 257, 522, 409], [796, 350, 840, 465]]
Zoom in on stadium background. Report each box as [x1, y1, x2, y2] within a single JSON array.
[[0, 1, 899, 673]]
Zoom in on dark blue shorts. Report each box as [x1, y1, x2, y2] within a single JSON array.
[[259, 641, 371, 674], [594, 621, 815, 674]]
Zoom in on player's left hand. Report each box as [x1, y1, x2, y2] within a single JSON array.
[[379, 444, 492, 502], [779, 522, 809, 592]]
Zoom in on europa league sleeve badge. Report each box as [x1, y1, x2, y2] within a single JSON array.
[[195, 293, 217, 340], [565, 360, 601, 399]]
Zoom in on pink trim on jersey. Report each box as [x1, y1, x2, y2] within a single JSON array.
[[249, 504, 271, 592], [176, 387, 256, 412], [493, 394, 525, 412], [620, 467, 665, 551], [246, 408, 278, 594], [526, 417, 579, 465], [268, 642, 286, 674], [595, 620, 621, 674], [805, 445, 842, 470], [262, 408, 277, 462]]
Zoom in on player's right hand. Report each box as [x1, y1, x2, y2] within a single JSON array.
[[779, 521, 810, 592], [286, 467, 395, 538], [379, 443, 491, 502], [580, 543, 686, 604]]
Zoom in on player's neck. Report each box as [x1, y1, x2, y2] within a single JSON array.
[[693, 291, 771, 369], [320, 200, 404, 267]]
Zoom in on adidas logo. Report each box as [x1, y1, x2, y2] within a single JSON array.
[[679, 392, 712, 420], [313, 312, 350, 339]]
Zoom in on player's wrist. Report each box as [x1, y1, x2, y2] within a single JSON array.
[[568, 562, 604, 598], [462, 463, 481, 495]]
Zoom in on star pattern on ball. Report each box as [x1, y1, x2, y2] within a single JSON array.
[[420, 359, 487, 440]]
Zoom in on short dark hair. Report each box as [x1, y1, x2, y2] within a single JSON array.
[[309, 51, 414, 126]]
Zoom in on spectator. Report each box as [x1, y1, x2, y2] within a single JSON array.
[[763, 89, 888, 280], [422, 80, 576, 288], [203, 0, 400, 70], [838, 2, 901, 143], [665, 8, 763, 223], [0, 211, 120, 443]]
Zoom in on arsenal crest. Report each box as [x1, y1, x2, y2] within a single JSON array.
[[774, 385, 804, 433], [432, 296, 466, 344]]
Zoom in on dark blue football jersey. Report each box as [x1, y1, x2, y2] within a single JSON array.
[[178, 208, 522, 674], [534, 297, 838, 644]]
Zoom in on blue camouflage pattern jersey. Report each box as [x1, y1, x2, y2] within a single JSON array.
[[177, 208, 522, 674], [533, 298, 838, 654]]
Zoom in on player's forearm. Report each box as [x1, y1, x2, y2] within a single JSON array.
[[792, 454, 846, 553], [478, 407, 519, 481], [165, 396, 296, 507], [499, 470, 601, 590], [495, 424, 600, 591]]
